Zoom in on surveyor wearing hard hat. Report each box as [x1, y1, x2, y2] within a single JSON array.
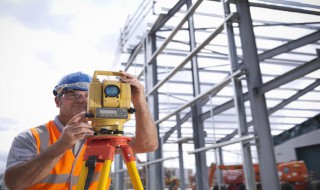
[[4, 71, 158, 190]]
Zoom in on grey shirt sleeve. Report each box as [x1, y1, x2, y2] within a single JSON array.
[[6, 129, 37, 170]]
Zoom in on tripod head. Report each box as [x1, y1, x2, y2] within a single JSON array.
[[86, 71, 135, 136]]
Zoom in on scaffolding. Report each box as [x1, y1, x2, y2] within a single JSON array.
[[112, 0, 320, 189]]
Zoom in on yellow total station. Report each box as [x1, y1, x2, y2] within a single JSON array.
[[86, 70, 134, 135], [77, 71, 143, 190]]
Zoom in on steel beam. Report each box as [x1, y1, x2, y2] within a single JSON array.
[[155, 70, 242, 125], [149, 0, 188, 34], [259, 31, 320, 61], [188, 135, 256, 154], [256, 58, 320, 95], [138, 0, 205, 79], [268, 80, 320, 115], [200, 58, 320, 123], [146, 13, 237, 96]]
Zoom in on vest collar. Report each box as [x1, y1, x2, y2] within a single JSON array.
[[53, 115, 64, 132]]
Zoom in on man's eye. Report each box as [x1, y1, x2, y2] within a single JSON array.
[[67, 92, 77, 97]]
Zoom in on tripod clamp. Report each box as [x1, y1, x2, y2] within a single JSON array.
[[84, 156, 98, 190]]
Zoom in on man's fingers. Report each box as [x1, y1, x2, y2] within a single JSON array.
[[67, 111, 86, 125], [119, 73, 139, 85], [72, 124, 94, 133], [119, 70, 136, 79], [71, 120, 94, 132]]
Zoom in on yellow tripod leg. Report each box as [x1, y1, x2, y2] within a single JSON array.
[[97, 160, 112, 190], [76, 163, 88, 190], [126, 160, 144, 190], [106, 177, 112, 189], [121, 144, 144, 190]]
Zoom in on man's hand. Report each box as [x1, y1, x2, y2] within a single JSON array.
[[4, 111, 94, 189], [118, 70, 159, 153], [119, 70, 145, 106], [57, 111, 94, 150]]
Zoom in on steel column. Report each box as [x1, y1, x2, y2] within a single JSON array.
[[144, 34, 164, 190], [176, 114, 186, 190], [186, 0, 209, 189], [113, 154, 124, 190], [221, 1, 257, 189], [236, 1, 280, 189]]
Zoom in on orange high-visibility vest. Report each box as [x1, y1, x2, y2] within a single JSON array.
[[27, 120, 102, 189]]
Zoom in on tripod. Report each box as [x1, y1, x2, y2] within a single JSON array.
[[76, 135, 144, 190]]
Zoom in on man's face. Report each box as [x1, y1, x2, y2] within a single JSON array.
[[55, 90, 88, 119]]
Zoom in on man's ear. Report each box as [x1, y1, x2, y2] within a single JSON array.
[[54, 96, 60, 108]]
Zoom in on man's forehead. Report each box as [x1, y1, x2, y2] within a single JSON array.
[[66, 89, 88, 92], [62, 89, 88, 94]]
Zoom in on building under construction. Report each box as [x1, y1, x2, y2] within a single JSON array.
[[111, 0, 320, 189]]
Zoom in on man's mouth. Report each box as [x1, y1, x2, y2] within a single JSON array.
[[73, 106, 87, 110]]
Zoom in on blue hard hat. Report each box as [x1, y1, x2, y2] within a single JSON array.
[[53, 71, 92, 96]]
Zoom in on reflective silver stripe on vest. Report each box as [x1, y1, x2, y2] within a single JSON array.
[[70, 141, 86, 189], [35, 125, 49, 152], [70, 172, 101, 187], [34, 125, 70, 184], [42, 174, 70, 183]]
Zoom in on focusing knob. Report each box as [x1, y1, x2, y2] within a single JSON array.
[[127, 107, 136, 114], [85, 113, 95, 118]]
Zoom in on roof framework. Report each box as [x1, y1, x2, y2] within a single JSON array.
[[112, 0, 320, 189]]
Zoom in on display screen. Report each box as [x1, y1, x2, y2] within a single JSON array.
[[99, 109, 117, 114], [104, 85, 120, 97], [96, 108, 128, 119]]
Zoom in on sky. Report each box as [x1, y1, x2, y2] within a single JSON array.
[[0, 0, 141, 174]]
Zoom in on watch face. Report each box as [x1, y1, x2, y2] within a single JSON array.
[[104, 85, 120, 97]]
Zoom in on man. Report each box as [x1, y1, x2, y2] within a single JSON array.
[[4, 71, 158, 189]]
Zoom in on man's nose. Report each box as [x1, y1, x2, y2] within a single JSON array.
[[76, 93, 88, 101]]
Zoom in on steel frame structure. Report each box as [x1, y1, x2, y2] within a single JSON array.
[[111, 0, 320, 189]]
